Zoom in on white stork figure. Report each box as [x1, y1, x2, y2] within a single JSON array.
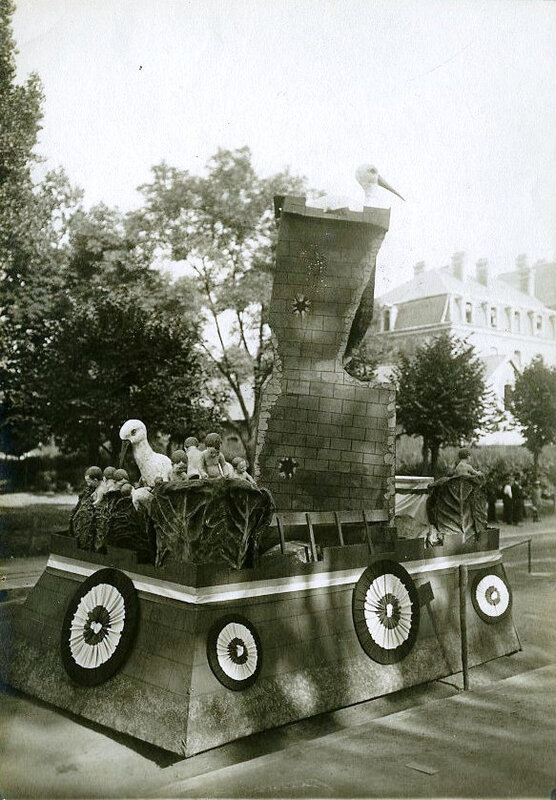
[[119, 419, 172, 512], [119, 419, 172, 485], [355, 163, 405, 206], [309, 164, 404, 213]]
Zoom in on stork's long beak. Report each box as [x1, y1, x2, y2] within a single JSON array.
[[378, 175, 405, 201], [119, 439, 130, 468]]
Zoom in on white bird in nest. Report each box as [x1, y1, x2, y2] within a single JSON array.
[[119, 419, 172, 511], [309, 164, 404, 212], [119, 419, 172, 510]]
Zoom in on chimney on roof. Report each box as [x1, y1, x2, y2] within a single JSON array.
[[517, 254, 535, 295], [413, 261, 425, 277], [451, 252, 466, 281], [476, 258, 489, 287]]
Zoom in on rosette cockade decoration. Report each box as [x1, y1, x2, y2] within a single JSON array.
[[60, 568, 139, 686], [149, 479, 275, 568]]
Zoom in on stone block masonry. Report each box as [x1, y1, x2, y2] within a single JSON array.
[[255, 197, 396, 519]]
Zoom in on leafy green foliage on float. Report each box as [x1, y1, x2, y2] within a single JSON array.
[[510, 356, 556, 479], [395, 334, 499, 476]]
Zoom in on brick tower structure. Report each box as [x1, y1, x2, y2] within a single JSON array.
[[255, 196, 396, 518]]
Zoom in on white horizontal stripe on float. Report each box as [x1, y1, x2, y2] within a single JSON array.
[[47, 550, 501, 606]]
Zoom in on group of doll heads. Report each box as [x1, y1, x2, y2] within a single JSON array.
[[170, 432, 255, 484], [83, 431, 256, 501], [84, 465, 134, 504]]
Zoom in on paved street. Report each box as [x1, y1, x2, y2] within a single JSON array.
[[1, 517, 555, 798]]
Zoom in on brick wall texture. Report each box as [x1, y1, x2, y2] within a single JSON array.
[[255, 197, 396, 517]]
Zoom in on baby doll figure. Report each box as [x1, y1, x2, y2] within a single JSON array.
[[184, 437, 206, 479], [170, 449, 188, 481], [201, 433, 233, 478], [113, 468, 130, 490], [93, 466, 119, 505], [453, 448, 482, 478], [84, 466, 103, 496], [231, 457, 257, 486]]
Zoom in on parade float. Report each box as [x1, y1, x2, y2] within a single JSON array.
[[0, 175, 520, 757]]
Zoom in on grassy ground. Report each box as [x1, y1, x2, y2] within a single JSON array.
[[0, 503, 74, 558]]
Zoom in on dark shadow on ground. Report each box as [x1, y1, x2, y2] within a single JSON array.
[[0, 684, 178, 768]]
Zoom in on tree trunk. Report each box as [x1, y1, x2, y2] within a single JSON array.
[[244, 432, 257, 473], [533, 450, 539, 482]]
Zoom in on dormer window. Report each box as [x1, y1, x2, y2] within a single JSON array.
[[490, 307, 498, 328], [465, 302, 473, 323], [536, 315, 543, 335], [513, 311, 521, 333]]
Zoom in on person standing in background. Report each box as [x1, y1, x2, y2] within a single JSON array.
[[502, 476, 513, 525], [532, 480, 542, 522], [512, 474, 523, 525]]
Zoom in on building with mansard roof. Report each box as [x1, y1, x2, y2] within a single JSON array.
[[498, 257, 556, 311], [371, 254, 556, 444]]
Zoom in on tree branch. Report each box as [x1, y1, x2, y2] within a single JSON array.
[[197, 338, 252, 435], [236, 310, 253, 357]]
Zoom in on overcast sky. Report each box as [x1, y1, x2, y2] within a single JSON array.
[[13, 0, 556, 294]]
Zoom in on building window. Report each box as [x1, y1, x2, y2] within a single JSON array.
[[383, 309, 391, 332], [536, 315, 543, 335], [513, 311, 521, 333], [504, 308, 512, 332], [504, 384, 513, 410], [527, 312, 534, 335], [513, 350, 522, 368], [465, 302, 473, 323], [490, 307, 498, 328]]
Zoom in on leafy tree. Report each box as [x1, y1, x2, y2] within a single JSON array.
[[0, 0, 50, 452], [0, 5, 253, 460], [134, 147, 306, 464], [3, 287, 227, 461], [395, 333, 497, 475], [345, 336, 397, 382], [510, 356, 556, 479], [1, 196, 227, 457], [0, 0, 51, 313]]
